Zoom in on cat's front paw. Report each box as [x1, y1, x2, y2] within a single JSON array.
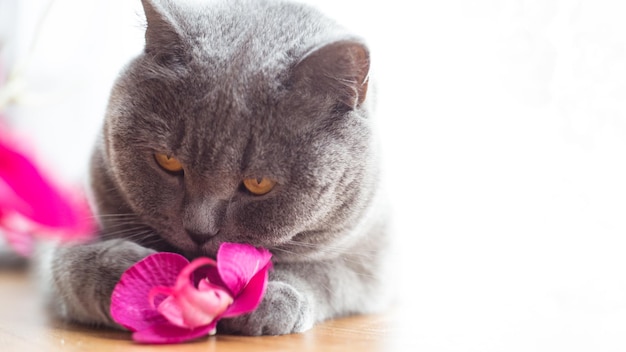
[[218, 281, 314, 336]]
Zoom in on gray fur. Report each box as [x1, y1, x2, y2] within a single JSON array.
[[46, 0, 389, 335]]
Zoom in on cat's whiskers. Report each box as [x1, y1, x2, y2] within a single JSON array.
[[94, 213, 138, 218], [98, 219, 144, 229], [99, 226, 153, 240], [94, 214, 140, 223], [269, 247, 299, 256], [87, 212, 167, 247], [95, 214, 143, 228], [96, 186, 124, 195], [139, 236, 167, 248], [109, 231, 156, 245], [97, 224, 148, 237]]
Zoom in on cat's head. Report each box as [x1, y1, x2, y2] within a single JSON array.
[[98, 0, 377, 261]]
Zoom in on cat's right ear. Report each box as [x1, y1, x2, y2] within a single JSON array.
[[291, 40, 370, 112], [140, 0, 185, 64]]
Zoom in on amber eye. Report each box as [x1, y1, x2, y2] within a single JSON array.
[[243, 177, 276, 196], [154, 153, 184, 173]]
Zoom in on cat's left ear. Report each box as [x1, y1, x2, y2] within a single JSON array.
[[293, 40, 370, 110], [141, 0, 185, 64]]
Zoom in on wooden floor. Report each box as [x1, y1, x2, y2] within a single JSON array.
[[0, 267, 410, 352]]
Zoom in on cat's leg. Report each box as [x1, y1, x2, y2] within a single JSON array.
[[43, 239, 154, 327], [218, 257, 389, 336]]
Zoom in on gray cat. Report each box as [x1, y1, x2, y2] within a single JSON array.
[[45, 0, 390, 336]]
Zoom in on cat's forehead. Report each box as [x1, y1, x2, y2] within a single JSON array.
[[116, 0, 353, 175], [164, 81, 304, 176], [175, 0, 341, 76]]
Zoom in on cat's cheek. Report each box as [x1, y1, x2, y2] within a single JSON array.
[[236, 196, 306, 231]]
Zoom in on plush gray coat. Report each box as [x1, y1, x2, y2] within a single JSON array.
[[45, 0, 390, 336]]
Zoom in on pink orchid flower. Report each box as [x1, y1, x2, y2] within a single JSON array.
[[0, 125, 95, 256], [110, 242, 272, 344]]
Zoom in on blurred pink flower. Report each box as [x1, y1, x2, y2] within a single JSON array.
[[0, 125, 95, 256], [110, 243, 272, 344]]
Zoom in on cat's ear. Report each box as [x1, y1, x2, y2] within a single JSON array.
[[293, 40, 370, 110], [140, 0, 184, 63]]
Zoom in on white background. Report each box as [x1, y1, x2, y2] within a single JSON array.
[[2, 0, 626, 351]]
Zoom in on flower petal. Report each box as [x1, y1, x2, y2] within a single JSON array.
[[222, 262, 270, 317], [0, 176, 31, 218], [132, 322, 217, 344], [0, 137, 77, 228], [174, 257, 217, 290], [0, 129, 95, 243], [1, 227, 34, 257], [193, 265, 225, 288], [216, 243, 272, 296], [165, 285, 230, 329], [111, 253, 189, 331], [180, 284, 232, 325], [155, 296, 186, 328]]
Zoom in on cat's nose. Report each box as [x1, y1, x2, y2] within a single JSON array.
[[186, 229, 219, 245]]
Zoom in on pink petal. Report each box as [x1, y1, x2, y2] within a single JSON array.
[[0, 139, 78, 228], [0, 128, 95, 243], [148, 285, 175, 309], [111, 253, 189, 331], [0, 176, 32, 218], [179, 284, 231, 327], [159, 286, 230, 329], [216, 243, 272, 296], [54, 190, 96, 241], [153, 258, 231, 329], [2, 227, 34, 257], [0, 213, 34, 256], [155, 296, 186, 328], [193, 265, 225, 288], [174, 257, 217, 290], [132, 321, 217, 344], [198, 279, 226, 292], [222, 262, 271, 317]]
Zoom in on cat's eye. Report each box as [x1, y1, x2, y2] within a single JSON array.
[[154, 153, 184, 174], [243, 177, 276, 196]]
